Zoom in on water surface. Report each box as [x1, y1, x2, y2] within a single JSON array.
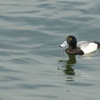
[[0, 0, 100, 100]]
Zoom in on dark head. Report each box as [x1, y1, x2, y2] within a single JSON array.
[[60, 35, 77, 48], [66, 35, 77, 49]]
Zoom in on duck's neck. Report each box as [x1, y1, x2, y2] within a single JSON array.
[[69, 45, 77, 49]]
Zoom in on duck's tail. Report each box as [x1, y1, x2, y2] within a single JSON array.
[[94, 42, 100, 48]]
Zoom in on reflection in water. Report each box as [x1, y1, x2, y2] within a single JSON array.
[[59, 54, 76, 75]]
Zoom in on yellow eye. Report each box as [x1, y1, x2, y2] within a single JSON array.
[[69, 38, 72, 40]]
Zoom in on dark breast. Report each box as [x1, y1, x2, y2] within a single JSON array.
[[65, 47, 84, 55]]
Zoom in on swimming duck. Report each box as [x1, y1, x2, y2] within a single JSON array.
[[60, 35, 100, 55]]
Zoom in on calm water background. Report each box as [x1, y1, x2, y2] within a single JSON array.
[[0, 0, 100, 100]]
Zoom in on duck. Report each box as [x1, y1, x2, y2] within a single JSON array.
[[60, 35, 100, 55]]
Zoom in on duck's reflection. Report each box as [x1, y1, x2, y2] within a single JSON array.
[[59, 54, 76, 75]]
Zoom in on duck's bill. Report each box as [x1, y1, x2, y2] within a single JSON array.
[[60, 41, 68, 48]]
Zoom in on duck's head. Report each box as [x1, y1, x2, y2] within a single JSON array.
[[60, 35, 77, 49]]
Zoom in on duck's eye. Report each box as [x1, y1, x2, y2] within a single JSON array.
[[69, 38, 72, 40]]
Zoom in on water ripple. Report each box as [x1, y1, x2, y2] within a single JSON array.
[[16, 83, 60, 89], [0, 66, 22, 73]]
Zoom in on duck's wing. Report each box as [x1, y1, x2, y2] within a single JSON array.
[[77, 41, 89, 49], [77, 41, 98, 54]]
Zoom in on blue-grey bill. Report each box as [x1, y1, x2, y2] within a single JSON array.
[[60, 41, 68, 48]]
